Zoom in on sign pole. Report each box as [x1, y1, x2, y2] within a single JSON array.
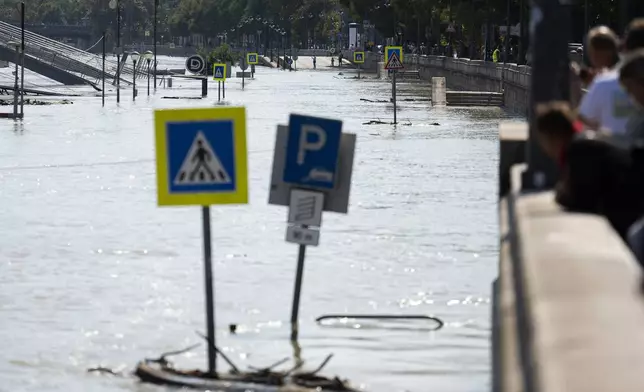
[[392, 70, 397, 124], [102, 32, 106, 107], [242, 53, 246, 90], [201, 206, 217, 375], [290, 243, 307, 341], [358, 63, 361, 79], [218, 81, 221, 102], [223, 81, 226, 99]]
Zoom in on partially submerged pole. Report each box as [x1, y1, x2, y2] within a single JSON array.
[[392, 71, 397, 124], [19, 1, 25, 119], [290, 244, 307, 341], [201, 206, 217, 375], [102, 32, 106, 107]]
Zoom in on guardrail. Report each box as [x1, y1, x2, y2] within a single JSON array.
[[0, 21, 147, 86]]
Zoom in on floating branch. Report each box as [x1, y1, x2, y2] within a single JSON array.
[[195, 330, 241, 374]]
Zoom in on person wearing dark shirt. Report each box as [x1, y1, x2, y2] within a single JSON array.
[[535, 101, 644, 240]]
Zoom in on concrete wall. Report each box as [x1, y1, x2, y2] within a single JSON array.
[[495, 127, 644, 392], [414, 55, 531, 114]]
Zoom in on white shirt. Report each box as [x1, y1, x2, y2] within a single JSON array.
[[579, 70, 638, 135]]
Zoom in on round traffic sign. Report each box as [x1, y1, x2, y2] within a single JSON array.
[[240, 57, 249, 71], [330, 48, 336, 54], [292, 53, 299, 61], [185, 54, 205, 74]]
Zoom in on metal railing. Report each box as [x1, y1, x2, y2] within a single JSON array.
[[0, 21, 151, 86]]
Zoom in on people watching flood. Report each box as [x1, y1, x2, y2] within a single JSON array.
[[536, 102, 644, 241], [578, 18, 644, 135]]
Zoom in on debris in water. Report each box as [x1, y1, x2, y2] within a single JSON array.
[[0, 98, 73, 106]]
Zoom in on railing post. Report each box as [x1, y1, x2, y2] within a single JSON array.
[[521, 0, 570, 190]]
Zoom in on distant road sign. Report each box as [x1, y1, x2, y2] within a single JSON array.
[[384, 46, 403, 65], [154, 107, 248, 206], [247, 53, 258, 65], [446, 23, 456, 33], [292, 53, 299, 61], [384, 52, 404, 70], [185, 54, 205, 74], [354, 51, 365, 63], [240, 56, 249, 71], [212, 63, 226, 81], [330, 48, 336, 54], [283, 114, 343, 190]]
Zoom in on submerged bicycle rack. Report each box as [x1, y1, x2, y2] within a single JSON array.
[[315, 314, 445, 331]]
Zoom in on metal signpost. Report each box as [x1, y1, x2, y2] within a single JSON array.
[[213, 64, 227, 103], [268, 114, 356, 341], [384, 46, 404, 124], [292, 50, 299, 71], [102, 32, 106, 107], [154, 107, 248, 376], [186, 54, 206, 75], [240, 55, 248, 90], [353, 51, 365, 79]]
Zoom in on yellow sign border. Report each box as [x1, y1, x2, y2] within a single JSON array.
[[212, 63, 227, 81], [353, 51, 365, 64], [247, 52, 259, 65], [384, 46, 404, 65], [154, 107, 248, 206]]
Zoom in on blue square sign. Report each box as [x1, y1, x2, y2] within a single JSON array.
[[283, 114, 342, 189], [166, 120, 237, 194]]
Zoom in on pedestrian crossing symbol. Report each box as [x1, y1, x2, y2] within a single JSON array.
[[154, 107, 248, 206], [384, 52, 404, 70], [213, 63, 226, 81], [247, 53, 258, 65], [174, 131, 231, 185], [354, 51, 365, 64]]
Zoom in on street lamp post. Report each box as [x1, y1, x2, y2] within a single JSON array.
[[144, 50, 153, 96], [154, 0, 158, 91], [131, 51, 140, 100], [109, 0, 121, 103], [7, 40, 20, 119]]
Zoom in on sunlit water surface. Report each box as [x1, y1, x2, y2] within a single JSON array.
[[0, 57, 519, 392]]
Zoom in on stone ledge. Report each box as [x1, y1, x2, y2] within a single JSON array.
[[499, 175, 644, 392]]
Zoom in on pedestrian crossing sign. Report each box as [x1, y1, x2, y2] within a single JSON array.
[[247, 53, 258, 65], [354, 51, 365, 64], [384, 46, 404, 65], [213, 63, 226, 81], [154, 107, 248, 206], [384, 51, 404, 70]]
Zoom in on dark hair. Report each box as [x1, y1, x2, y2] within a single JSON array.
[[624, 18, 644, 51], [588, 26, 619, 51], [535, 102, 577, 137], [619, 49, 644, 82]]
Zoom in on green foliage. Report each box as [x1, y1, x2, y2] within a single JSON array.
[[203, 43, 237, 63], [3, 0, 643, 50]]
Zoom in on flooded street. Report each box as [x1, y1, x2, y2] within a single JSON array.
[[0, 58, 516, 392]]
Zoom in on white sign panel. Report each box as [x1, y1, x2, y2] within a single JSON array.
[[288, 189, 324, 227], [286, 225, 320, 246]]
